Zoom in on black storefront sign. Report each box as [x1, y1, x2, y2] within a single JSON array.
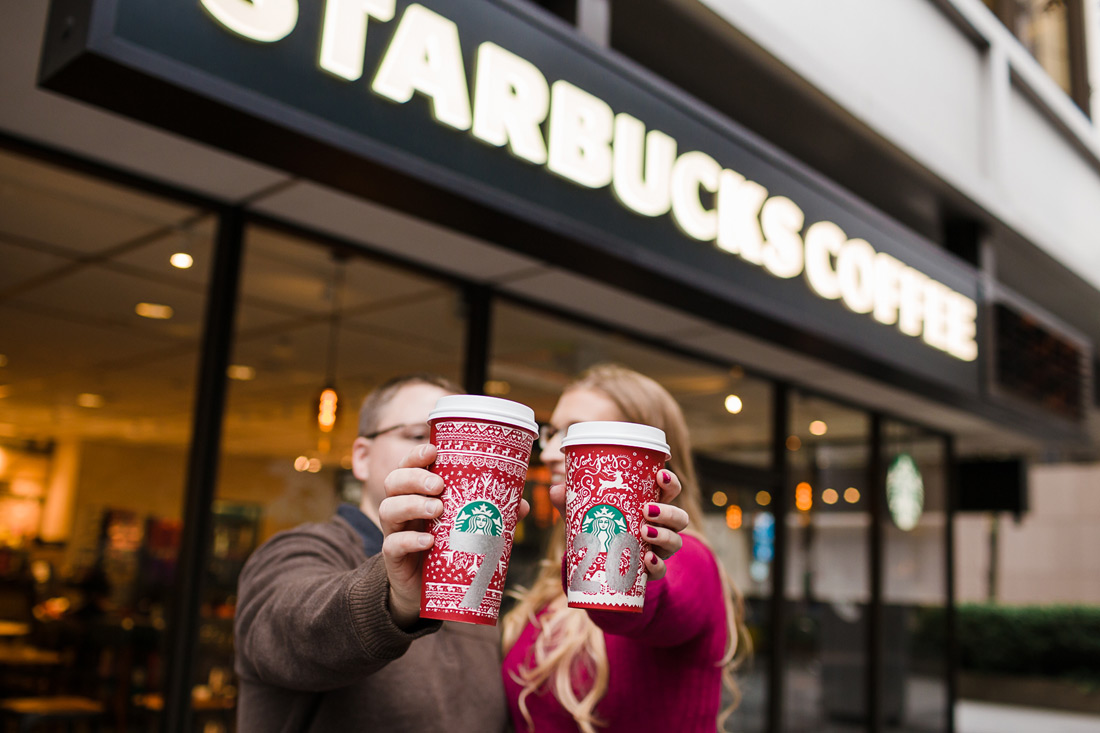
[[40, 0, 982, 398]]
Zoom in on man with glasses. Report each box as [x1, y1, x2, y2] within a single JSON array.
[[234, 374, 516, 732]]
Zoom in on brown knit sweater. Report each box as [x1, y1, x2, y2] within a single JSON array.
[[234, 514, 508, 732]]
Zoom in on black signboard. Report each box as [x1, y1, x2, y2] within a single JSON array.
[[40, 0, 982, 397]]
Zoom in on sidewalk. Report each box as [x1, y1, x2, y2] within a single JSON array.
[[957, 700, 1100, 733]]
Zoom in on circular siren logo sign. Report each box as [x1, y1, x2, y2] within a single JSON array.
[[886, 453, 925, 531]]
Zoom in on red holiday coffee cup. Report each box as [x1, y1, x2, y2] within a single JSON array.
[[420, 395, 538, 625], [562, 421, 671, 612]]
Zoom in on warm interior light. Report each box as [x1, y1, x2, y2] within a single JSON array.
[[724, 394, 743, 414], [0, 385, 10, 399], [711, 490, 728, 507], [307, 458, 322, 473], [822, 488, 839, 505], [725, 504, 743, 530], [485, 379, 511, 396], [0, 447, 8, 475], [135, 302, 174, 319], [227, 365, 256, 381], [755, 490, 772, 507], [317, 388, 338, 433], [845, 487, 861, 503], [795, 481, 813, 512], [786, 435, 801, 451], [809, 420, 827, 436], [0, 354, 7, 367], [170, 252, 194, 269], [340, 455, 353, 470], [294, 456, 310, 472], [76, 393, 105, 408]]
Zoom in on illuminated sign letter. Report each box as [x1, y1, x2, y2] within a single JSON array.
[[836, 238, 875, 314], [670, 150, 721, 241], [611, 113, 676, 217], [760, 196, 804, 279], [371, 4, 472, 131], [200, 0, 298, 42], [547, 80, 614, 188], [471, 42, 550, 165], [920, 280, 950, 352], [898, 267, 929, 337], [716, 170, 767, 265], [319, 0, 397, 81], [945, 294, 978, 361], [873, 252, 904, 326], [803, 221, 845, 300]]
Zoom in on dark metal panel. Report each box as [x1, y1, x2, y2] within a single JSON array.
[[161, 207, 244, 733], [463, 285, 493, 395], [767, 385, 789, 733], [945, 434, 958, 733], [867, 413, 884, 733]]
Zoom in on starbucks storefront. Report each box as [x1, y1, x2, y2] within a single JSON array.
[[0, 1, 1089, 731]]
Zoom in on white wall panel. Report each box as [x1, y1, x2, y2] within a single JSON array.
[[700, 0, 986, 186], [1005, 88, 1100, 287]]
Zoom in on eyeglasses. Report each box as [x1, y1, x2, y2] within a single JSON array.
[[362, 423, 431, 443], [538, 424, 562, 452]]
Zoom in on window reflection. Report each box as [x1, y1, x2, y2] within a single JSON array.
[[0, 148, 209, 725], [785, 392, 870, 732], [883, 422, 949, 733], [983, 0, 1075, 96]]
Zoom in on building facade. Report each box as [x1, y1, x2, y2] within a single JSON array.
[[0, 1, 1098, 732]]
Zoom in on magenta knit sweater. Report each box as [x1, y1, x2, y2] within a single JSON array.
[[502, 535, 728, 732]]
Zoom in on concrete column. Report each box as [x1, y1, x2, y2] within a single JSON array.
[[40, 439, 81, 542]]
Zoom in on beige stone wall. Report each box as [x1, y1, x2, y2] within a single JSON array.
[[955, 463, 1100, 604]]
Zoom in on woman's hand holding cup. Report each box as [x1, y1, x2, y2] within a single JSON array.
[[549, 467, 688, 582], [639, 469, 688, 581]]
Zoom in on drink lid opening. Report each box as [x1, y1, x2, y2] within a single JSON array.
[[429, 394, 537, 434], [561, 421, 670, 457]]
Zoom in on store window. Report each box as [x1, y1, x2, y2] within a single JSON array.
[[0, 148, 211, 725], [488, 300, 773, 731], [982, 0, 1091, 112], [882, 421, 949, 733], [783, 392, 871, 732], [202, 225, 466, 716]]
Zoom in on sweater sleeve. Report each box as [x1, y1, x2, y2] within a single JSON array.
[[583, 535, 723, 646], [234, 522, 440, 692]]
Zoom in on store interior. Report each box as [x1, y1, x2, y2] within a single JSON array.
[[0, 137, 1028, 730]]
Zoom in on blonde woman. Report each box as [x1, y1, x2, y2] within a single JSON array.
[[501, 364, 749, 732]]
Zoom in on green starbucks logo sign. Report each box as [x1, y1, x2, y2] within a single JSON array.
[[581, 504, 628, 551], [455, 500, 504, 536], [887, 453, 924, 532]]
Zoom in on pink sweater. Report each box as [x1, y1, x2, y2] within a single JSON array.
[[502, 535, 728, 732]]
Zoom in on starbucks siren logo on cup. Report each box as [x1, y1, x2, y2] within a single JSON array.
[[420, 395, 537, 625], [563, 421, 670, 612]]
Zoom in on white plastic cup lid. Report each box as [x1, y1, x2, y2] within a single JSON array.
[[429, 394, 538, 434], [560, 421, 670, 457]]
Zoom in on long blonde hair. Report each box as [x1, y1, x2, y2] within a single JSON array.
[[501, 364, 751, 731]]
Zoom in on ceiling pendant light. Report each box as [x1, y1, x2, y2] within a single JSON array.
[[316, 255, 346, 435]]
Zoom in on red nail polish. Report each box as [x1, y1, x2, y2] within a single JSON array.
[[649, 553, 660, 565], [646, 526, 658, 539], [647, 504, 660, 518], [660, 470, 671, 484]]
